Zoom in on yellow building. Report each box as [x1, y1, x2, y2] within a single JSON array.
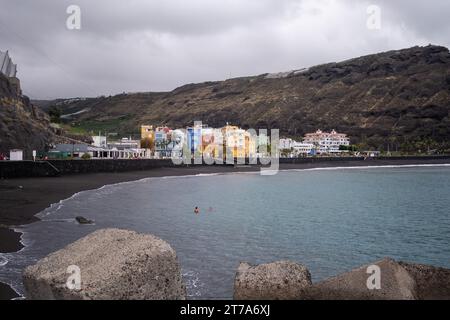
[[221, 125, 256, 159], [140, 125, 155, 150], [141, 125, 154, 140]]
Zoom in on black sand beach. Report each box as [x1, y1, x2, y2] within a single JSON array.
[[0, 165, 261, 252], [1, 158, 450, 299], [0, 282, 19, 300]]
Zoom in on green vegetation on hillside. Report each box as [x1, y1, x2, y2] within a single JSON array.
[[66, 115, 134, 135]]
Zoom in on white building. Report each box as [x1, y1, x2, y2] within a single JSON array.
[[279, 138, 295, 150], [292, 142, 314, 155], [92, 136, 107, 148], [107, 138, 151, 159], [279, 139, 314, 157], [50, 143, 150, 159], [9, 149, 23, 161], [303, 129, 350, 154], [0, 50, 17, 78], [169, 129, 185, 158], [107, 137, 140, 150]]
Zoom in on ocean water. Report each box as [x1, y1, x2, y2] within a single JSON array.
[[1, 165, 450, 299]]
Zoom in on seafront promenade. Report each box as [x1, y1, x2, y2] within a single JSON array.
[[1, 155, 450, 179]]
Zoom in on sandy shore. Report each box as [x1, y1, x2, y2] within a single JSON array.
[[1, 158, 450, 299]]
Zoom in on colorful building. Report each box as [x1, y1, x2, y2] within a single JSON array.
[[154, 126, 173, 158], [200, 127, 219, 159], [141, 125, 155, 141], [221, 124, 257, 159], [140, 123, 259, 160]]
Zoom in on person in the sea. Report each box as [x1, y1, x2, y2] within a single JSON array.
[[194, 207, 200, 214]]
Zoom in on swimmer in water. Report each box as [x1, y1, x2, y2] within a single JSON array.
[[194, 207, 200, 214]]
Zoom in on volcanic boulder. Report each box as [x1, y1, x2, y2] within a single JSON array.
[[234, 261, 312, 300], [302, 258, 450, 300], [22, 228, 186, 300]]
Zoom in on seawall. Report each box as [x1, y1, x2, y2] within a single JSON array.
[[0, 159, 177, 178], [1, 155, 450, 179], [278, 155, 450, 164]]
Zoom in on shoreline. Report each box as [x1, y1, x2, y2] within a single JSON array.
[[1, 158, 450, 299]]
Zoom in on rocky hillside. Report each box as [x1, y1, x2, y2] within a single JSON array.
[[36, 45, 450, 152], [0, 74, 72, 158]]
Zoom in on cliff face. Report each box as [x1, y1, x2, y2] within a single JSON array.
[[0, 74, 63, 158], [36, 45, 450, 151]]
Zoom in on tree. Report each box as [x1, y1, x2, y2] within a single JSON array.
[[48, 106, 62, 123], [280, 148, 292, 157], [339, 145, 358, 152]]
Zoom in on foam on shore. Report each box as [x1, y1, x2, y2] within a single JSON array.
[[0, 254, 8, 267]]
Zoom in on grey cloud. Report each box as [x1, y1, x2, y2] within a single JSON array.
[[0, 0, 449, 99]]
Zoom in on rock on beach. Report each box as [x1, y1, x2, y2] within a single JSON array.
[[23, 228, 186, 300]]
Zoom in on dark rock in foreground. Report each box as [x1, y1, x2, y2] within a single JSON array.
[[21, 227, 450, 300], [0, 282, 19, 300], [398, 261, 450, 300], [234, 261, 312, 300], [22, 229, 186, 300], [304, 258, 416, 300], [234, 258, 450, 300], [304, 258, 450, 300]]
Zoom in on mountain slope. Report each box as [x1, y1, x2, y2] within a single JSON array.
[[0, 74, 74, 158], [36, 45, 450, 151]]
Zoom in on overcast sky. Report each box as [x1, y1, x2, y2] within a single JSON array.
[[1, 0, 449, 99]]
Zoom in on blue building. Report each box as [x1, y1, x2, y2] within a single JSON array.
[[186, 126, 202, 155]]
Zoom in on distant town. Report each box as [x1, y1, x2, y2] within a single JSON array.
[[1, 122, 365, 161]]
